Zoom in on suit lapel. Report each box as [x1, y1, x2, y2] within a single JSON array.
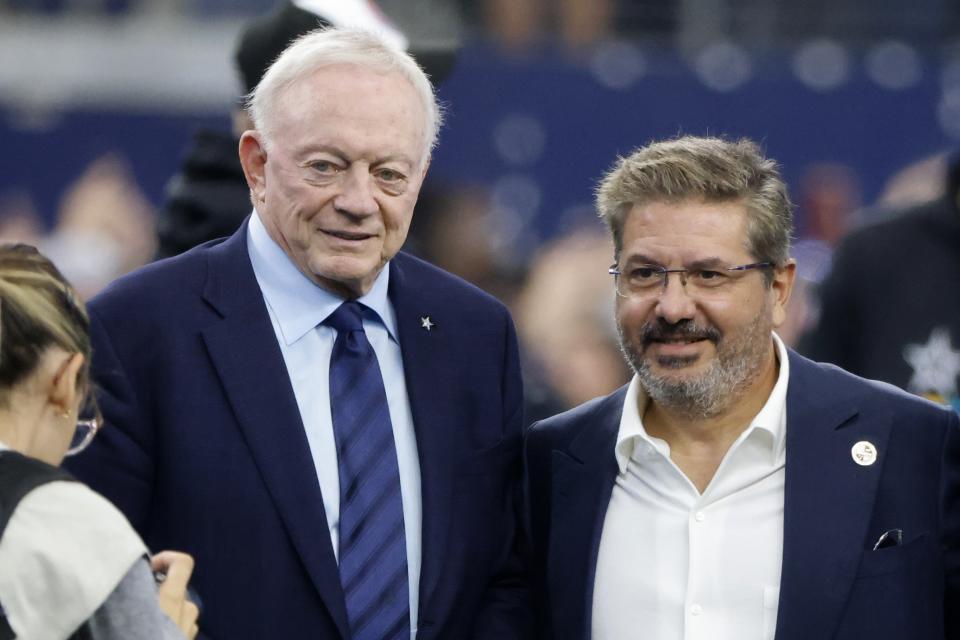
[[548, 388, 625, 639], [388, 256, 455, 615], [775, 353, 891, 640], [200, 225, 350, 639]]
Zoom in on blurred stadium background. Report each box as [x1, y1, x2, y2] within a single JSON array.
[[2, 0, 958, 416]]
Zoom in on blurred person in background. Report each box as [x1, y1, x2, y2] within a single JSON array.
[[0, 243, 197, 640], [799, 151, 960, 413], [514, 229, 629, 423], [405, 184, 523, 306], [66, 27, 530, 640], [44, 154, 157, 299], [472, 0, 614, 56], [0, 153, 156, 302], [874, 152, 951, 210], [525, 136, 960, 640], [777, 163, 862, 346]]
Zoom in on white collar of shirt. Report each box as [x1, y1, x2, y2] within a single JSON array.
[[246, 210, 398, 345], [614, 332, 790, 474]]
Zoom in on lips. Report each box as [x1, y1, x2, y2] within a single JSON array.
[[323, 229, 374, 241], [649, 337, 707, 354]]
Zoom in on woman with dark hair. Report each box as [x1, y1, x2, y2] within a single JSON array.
[[0, 244, 198, 639]]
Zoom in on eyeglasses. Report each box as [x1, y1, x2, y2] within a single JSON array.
[[608, 261, 774, 299], [64, 416, 101, 457]]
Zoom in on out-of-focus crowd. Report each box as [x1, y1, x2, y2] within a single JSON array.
[[1, 0, 959, 418]]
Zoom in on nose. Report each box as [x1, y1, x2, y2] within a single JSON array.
[[654, 272, 696, 324], [333, 166, 378, 218]]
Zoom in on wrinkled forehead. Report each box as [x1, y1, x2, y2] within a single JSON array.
[[269, 64, 430, 159], [620, 198, 754, 263]]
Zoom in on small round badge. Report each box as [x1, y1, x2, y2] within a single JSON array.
[[851, 441, 877, 466]]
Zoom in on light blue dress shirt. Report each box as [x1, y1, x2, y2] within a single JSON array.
[[247, 211, 421, 636]]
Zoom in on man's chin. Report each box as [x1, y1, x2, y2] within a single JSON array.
[[305, 259, 379, 297], [638, 358, 712, 388]]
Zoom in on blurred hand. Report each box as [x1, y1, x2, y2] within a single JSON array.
[[151, 551, 200, 639]]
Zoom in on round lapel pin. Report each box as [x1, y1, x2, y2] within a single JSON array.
[[851, 440, 877, 466]]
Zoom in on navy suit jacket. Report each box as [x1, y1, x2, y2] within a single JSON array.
[[66, 222, 530, 639], [525, 350, 960, 640]]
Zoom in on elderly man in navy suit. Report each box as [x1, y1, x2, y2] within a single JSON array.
[[525, 135, 960, 640], [67, 28, 529, 640]]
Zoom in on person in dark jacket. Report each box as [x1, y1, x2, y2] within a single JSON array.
[[799, 152, 960, 413]]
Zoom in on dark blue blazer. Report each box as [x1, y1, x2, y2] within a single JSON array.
[[66, 222, 530, 639], [525, 351, 960, 640]]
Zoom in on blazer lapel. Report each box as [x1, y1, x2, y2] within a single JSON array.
[[548, 388, 625, 639], [775, 352, 892, 640], [200, 225, 350, 639], [388, 257, 456, 616]]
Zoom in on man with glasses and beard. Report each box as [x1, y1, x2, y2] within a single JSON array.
[[524, 135, 960, 640]]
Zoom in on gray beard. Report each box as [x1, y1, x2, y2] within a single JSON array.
[[620, 310, 772, 420]]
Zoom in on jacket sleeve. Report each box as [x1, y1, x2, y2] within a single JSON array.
[[470, 314, 533, 639], [63, 307, 156, 533], [85, 558, 186, 640]]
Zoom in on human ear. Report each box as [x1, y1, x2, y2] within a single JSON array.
[[238, 131, 268, 205], [770, 260, 797, 328], [49, 352, 84, 417]]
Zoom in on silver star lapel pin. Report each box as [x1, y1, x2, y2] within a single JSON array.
[[420, 316, 435, 331]]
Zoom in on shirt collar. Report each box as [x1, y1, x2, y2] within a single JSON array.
[[614, 332, 790, 474], [752, 332, 790, 463], [246, 210, 397, 346]]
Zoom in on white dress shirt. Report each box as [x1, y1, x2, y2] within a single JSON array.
[[247, 211, 422, 635], [592, 334, 790, 640]]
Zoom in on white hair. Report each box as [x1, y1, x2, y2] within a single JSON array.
[[246, 26, 443, 161]]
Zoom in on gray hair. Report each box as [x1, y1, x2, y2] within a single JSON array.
[[246, 26, 443, 162], [596, 136, 793, 273]]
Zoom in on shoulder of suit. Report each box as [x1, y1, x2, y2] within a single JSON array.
[[392, 251, 512, 319], [527, 386, 629, 447], [792, 350, 956, 423], [91, 233, 224, 312]]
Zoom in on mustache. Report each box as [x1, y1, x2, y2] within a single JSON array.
[[641, 319, 721, 344]]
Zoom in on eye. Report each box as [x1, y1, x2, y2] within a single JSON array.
[[627, 266, 662, 286], [307, 159, 341, 176], [374, 167, 409, 195], [375, 168, 406, 183], [691, 269, 727, 286]]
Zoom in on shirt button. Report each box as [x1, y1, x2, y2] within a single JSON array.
[[691, 604, 703, 616], [694, 511, 706, 522]]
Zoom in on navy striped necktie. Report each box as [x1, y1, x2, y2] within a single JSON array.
[[326, 301, 410, 640]]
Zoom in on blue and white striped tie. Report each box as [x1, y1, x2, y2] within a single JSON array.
[[326, 301, 410, 640]]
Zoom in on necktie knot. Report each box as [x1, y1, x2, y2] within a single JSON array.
[[325, 301, 366, 334]]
